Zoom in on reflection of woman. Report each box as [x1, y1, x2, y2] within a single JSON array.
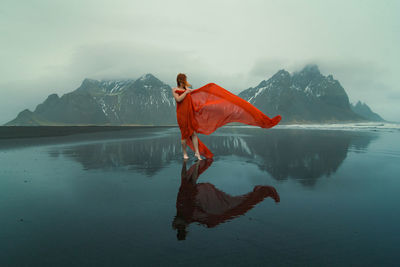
[[172, 73, 282, 160], [172, 159, 280, 240]]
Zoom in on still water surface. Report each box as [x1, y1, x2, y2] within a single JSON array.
[[0, 126, 399, 266]]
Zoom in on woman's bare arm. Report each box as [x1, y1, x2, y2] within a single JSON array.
[[172, 88, 193, 102]]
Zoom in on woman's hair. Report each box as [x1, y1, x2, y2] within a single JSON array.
[[176, 73, 192, 88]]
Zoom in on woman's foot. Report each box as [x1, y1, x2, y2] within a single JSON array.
[[194, 153, 203, 161], [183, 153, 189, 160]]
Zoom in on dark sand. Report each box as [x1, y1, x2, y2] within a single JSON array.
[[0, 126, 399, 266]]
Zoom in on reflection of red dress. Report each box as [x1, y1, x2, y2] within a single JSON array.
[[175, 83, 282, 158], [177, 159, 280, 228]]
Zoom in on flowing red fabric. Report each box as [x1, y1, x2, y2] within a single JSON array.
[[175, 83, 282, 158]]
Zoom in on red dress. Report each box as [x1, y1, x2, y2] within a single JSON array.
[[175, 83, 282, 158]]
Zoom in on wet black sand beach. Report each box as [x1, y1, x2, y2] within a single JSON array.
[[1, 126, 399, 266]]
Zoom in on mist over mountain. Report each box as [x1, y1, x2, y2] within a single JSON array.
[[5, 65, 384, 126]]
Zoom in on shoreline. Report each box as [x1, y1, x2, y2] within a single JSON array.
[[0, 125, 177, 139], [0, 122, 398, 140]]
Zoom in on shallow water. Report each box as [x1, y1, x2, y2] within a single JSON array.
[[0, 126, 399, 266]]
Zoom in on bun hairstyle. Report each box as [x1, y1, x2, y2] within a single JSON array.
[[176, 73, 192, 88]]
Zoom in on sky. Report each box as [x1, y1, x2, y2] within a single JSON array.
[[1, 0, 399, 123]]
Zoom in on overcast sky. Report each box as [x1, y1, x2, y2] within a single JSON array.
[[1, 0, 399, 123]]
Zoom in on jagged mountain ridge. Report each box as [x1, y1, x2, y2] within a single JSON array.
[[350, 101, 384, 122], [6, 74, 177, 126], [239, 64, 370, 123], [5, 65, 384, 126]]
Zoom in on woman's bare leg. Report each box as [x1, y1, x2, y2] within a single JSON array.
[[181, 139, 189, 159], [191, 132, 202, 160]]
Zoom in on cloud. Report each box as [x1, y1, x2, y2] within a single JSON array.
[[64, 41, 220, 86], [0, 0, 399, 123]]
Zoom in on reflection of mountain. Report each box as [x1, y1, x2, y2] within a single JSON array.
[[172, 159, 279, 240], [49, 128, 377, 185], [203, 129, 377, 186], [50, 134, 178, 176]]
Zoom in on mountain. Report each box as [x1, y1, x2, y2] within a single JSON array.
[[350, 101, 385, 122], [6, 66, 385, 126], [6, 74, 177, 126], [239, 64, 369, 123]]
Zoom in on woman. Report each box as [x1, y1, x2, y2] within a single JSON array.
[[172, 73, 282, 160], [172, 73, 202, 160]]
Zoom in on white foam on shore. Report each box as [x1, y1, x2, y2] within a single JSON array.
[[231, 122, 400, 132], [276, 122, 400, 131]]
